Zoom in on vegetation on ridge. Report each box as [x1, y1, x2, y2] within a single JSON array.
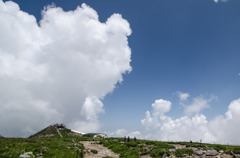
[[0, 137, 84, 158], [1, 124, 240, 158]]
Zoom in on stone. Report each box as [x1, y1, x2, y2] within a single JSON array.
[[169, 149, 176, 153], [219, 150, 224, 153], [72, 139, 76, 146], [162, 153, 168, 158], [19, 152, 33, 158], [41, 147, 47, 152], [169, 155, 176, 158], [19, 154, 31, 158], [182, 154, 189, 157], [206, 150, 218, 156], [37, 153, 42, 157], [195, 150, 204, 156], [230, 151, 238, 158]]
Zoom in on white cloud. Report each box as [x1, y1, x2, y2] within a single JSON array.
[[184, 96, 215, 116], [152, 99, 171, 116], [209, 99, 240, 144], [177, 92, 189, 101], [109, 129, 142, 139], [111, 129, 128, 137], [214, 0, 228, 3], [0, 1, 131, 137], [141, 98, 240, 145]]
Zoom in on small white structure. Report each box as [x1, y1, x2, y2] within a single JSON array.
[[93, 133, 107, 139]]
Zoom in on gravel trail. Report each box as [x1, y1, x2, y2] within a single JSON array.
[[80, 141, 119, 158]]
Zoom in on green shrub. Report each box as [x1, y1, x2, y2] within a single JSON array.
[[125, 142, 138, 148], [150, 148, 169, 157], [175, 148, 193, 157], [213, 145, 227, 151], [120, 149, 140, 158], [91, 149, 98, 154], [139, 148, 151, 155], [111, 145, 128, 154]]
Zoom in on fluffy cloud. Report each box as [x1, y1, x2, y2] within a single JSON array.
[[109, 129, 142, 138], [141, 97, 240, 145], [0, 0, 131, 137], [152, 99, 171, 115], [184, 96, 216, 116], [177, 92, 216, 116], [177, 92, 189, 102], [214, 0, 228, 3]]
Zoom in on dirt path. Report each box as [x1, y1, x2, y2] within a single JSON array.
[[171, 144, 186, 149], [80, 141, 119, 158]]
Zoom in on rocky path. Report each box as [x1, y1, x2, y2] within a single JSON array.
[[80, 141, 119, 158], [170, 144, 238, 158]]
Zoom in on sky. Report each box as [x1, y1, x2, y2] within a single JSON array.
[[0, 0, 240, 144]]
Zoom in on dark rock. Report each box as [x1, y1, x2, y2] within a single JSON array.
[[206, 150, 218, 156]]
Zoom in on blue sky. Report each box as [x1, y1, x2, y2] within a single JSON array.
[[1, 0, 240, 144]]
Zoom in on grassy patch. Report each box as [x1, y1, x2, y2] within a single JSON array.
[[0, 137, 84, 158], [150, 148, 169, 157], [90, 149, 98, 154], [175, 148, 193, 157], [100, 138, 175, 158]]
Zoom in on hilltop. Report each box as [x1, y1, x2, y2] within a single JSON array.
[[29, 123, 82, 138]]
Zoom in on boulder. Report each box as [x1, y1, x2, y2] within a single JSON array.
[[169, 149, 176, 153], [219, 150, 224, 154], [169, 155, 176, 158], [19, 155, 30, 158], [162, 153, 168, 158], [230, 151, 238, 158], [206, 150, 218, 156], [195, 150, 204, 156], [19, 152, 33, 158]]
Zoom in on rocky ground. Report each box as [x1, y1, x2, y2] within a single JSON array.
[[80, 141, 119, 158], [165, 144, 239, 158]]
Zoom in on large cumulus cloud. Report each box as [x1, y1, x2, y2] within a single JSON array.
[[141, 96, 240, 145], [0, 0, 132, 137]]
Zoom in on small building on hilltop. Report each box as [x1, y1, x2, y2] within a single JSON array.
[[83, 133, 107, 139]]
